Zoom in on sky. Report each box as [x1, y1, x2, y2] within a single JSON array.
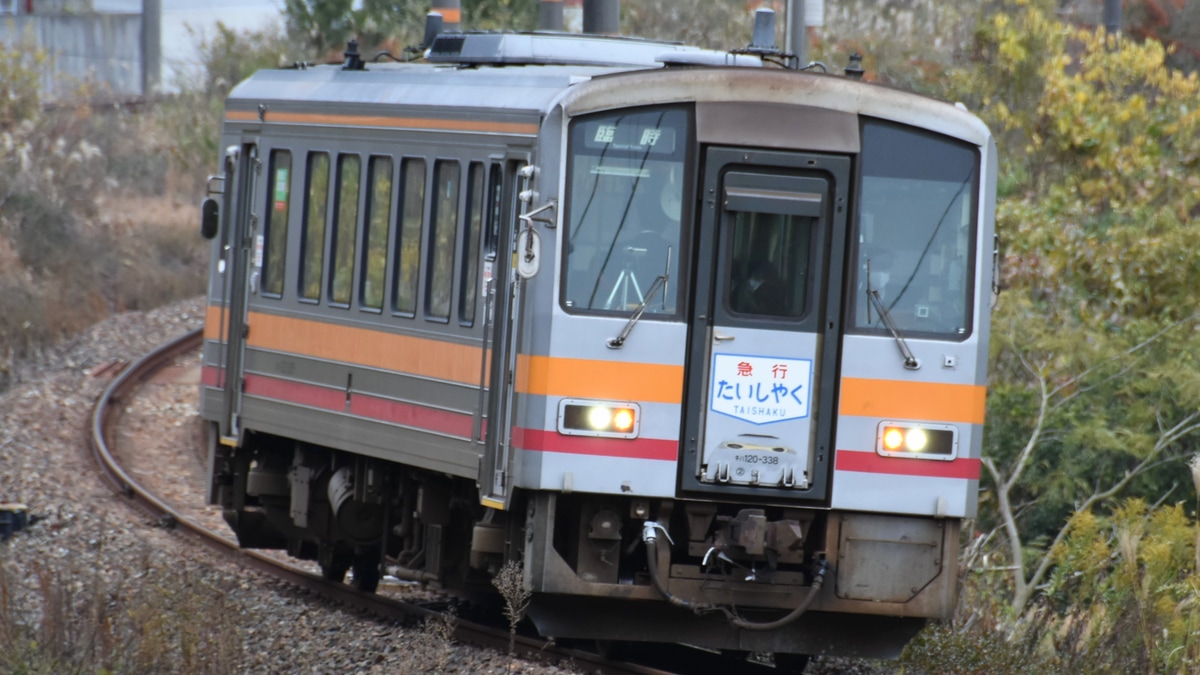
[[93, 0, 284, 89]]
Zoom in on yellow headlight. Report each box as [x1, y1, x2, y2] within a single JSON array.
[[883, 427, 905, 451], [613, 408, 635, 432], [876, 421, 958, 460], [559, 399, 642, 439]]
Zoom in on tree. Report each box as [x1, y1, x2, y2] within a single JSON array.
[[282, 0, 426, 60], [281, 0, 539, 62], [943, 0, 1200, 617]]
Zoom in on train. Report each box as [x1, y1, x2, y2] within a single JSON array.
[[198, 11, 996, 671]]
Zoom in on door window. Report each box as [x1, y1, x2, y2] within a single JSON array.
[[727, 211, 813, 318]]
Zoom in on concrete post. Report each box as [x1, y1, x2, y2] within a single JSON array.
[[785, 0, 807, 67], [1103, 0, 1121, 34], [582, 0, 618, 36], [539, 0, 564, 31], [142, 0, 161, 95]]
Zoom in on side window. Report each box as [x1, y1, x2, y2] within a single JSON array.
[[392, 158, 426, 315], [483, 163, 503, 259], [459, 162, 484, 326], [361, 155, 393, 311], [300, 152, 330, 301], [262, 149, 291, 297], [329, 154, 361, 306], [426, 160, 460, 321]]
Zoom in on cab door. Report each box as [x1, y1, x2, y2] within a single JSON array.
[[681, 147, 849, 501], [478, 157, 527, 510], [218, 142, 259, 443]]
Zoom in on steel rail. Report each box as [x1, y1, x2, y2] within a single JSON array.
[[87, 328, 678, 675]]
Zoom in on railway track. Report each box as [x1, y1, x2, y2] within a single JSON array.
[[86, 329, 716, 675]]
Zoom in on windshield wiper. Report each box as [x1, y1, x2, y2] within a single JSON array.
[[867, 290, 919, 369], [606, 246, 671, 349], [606, 273, 667, 349], [866, 259, 919, 369]]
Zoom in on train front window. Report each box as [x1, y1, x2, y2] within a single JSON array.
[[563, 107, 688, 315], [853, 120, 978, 339]]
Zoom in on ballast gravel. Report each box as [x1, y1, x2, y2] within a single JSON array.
[[0, 297, 581, 674], [0, 297, 883, 675]]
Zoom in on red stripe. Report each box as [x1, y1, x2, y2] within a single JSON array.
[[217, 372, 475, 438], [245, 373, 345, 410], [835, 449, 980, 480], [514, 427, 678, 461], [350, 394, 473, 437], [201, 365, 226, 387]]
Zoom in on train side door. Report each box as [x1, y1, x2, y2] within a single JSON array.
[[218, 141, 260, 443], [478, 157, 527, 509], [681, 148, 849, 500]]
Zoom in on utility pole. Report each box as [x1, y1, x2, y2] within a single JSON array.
[[539, 0, 564, 31], [785, 0, 807, 67], [1103, 0, 1121, 34], [142, 0, 161, 96], [582, 0, 618, 36]]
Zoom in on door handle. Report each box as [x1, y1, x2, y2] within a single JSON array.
[[713, 332, 736, 343]]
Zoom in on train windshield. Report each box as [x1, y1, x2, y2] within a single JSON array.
[[853, 120, 979, 339], [562, 107, 689, 315]]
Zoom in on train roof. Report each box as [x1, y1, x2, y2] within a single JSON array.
[[224, 32, 991, 147]]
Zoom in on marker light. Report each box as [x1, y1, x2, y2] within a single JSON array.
[[612, 408, 635, 432], [558, 399, 641, 439], [876, 422, 958, 460], [882, 427, 905, 451]]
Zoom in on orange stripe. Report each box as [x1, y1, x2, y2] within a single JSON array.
[[205, 307, 486, 385], [517, 355, 683, 404], [203, 304, 224, 341], [839, 377, 986, 425], [225, 110, 538, 136], [203, 307, 681, 400]]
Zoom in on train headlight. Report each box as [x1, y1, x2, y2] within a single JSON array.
[[558, 399, 640, 439], [877, 422, 957, 460], [587, 406, 613, 430]]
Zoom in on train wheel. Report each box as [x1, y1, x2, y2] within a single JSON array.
[[350, 550, 381, 593], [320, 553, 351, 583], [713, 650, 810, 674], [773, 653, 810, 674]]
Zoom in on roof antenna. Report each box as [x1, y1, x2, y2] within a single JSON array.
[[844, 52, 864, 79], [402, 12, 444, 61], [342, 39, 365, 70], [422, 12, 444, 49], [748, 8, 778, 54]]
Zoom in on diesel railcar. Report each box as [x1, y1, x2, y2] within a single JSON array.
[[199, 26, 996, 668]]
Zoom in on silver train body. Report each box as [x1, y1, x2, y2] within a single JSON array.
[[200, 32, 997, 663]]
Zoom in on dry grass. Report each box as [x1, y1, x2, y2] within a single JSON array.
[[0, 527, 242, 674]]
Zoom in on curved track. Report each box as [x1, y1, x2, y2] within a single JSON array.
[[87, 329, 695, 675]]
